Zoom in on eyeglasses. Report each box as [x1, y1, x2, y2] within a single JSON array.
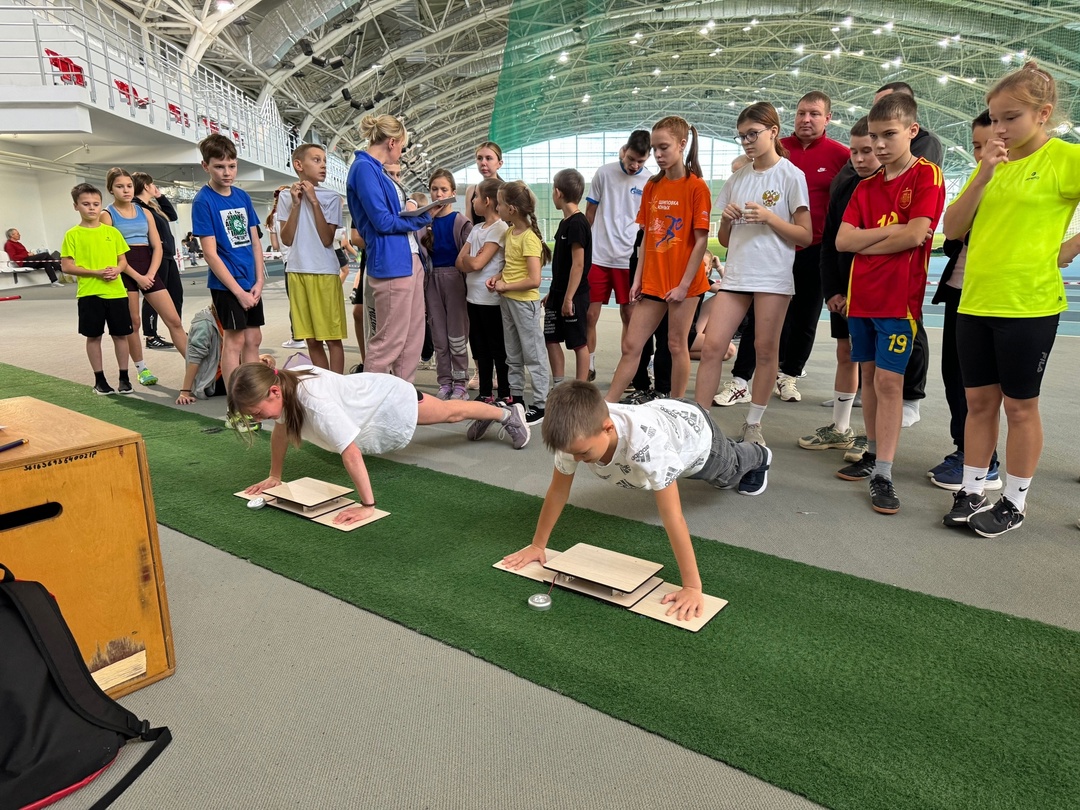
[[733, 128, 769, 145]]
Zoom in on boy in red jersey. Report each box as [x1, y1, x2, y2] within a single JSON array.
[[834, 93, 945, 514]]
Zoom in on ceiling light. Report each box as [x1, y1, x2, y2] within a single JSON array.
[[653, 68, 661, 75], [742, 26, 751, 32], [892, 57, 902, 66], [855, 50, 864, 56], [632, 87, 639, 94], [750, 18, 759, 25], [952, 34, 961, 41], [833, 47, 842, 55], [582, 94, 590, 103], [872, 28, 881, 35], [728, 101, 735, 107], [707, 20, 715, 28], [298, 39, 313, 57], [343, 42, 356, 59], [661, 86, 669, 92], [940, 38, 950, 48], [831, 26, 839, 32], [371, 63, 383, 71], [791, 68, 799, 76], [842, 17, 853, 28], [881, 62, 890, 69], [794, 44, 804, 54], [823, 54, 831, 60], [558, 51, 569, 63], [341, 88, 352, 101], [884, 21, 894, 30], [938, 74, 949, 84], [848, 106, 856, 112], [1001, 54, 1012, 63], [671, 54, 679, 59], [699, 27, 709, 35], [548, 73, 556, 80], [328, 56, 345, 69], [215, 0, 234, 10], [310, 55, 327, 67]]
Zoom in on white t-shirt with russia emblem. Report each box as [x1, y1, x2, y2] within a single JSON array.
[[554, 400, 712, 490], [587, 160, 650, 268], [716, 158, 810, 295]]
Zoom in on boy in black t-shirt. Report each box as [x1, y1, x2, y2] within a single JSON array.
[[544, 168, 592, 383]]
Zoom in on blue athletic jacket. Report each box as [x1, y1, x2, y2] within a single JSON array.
[[346, 151, 433, 279]]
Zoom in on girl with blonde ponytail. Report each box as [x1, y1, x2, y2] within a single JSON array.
[[487, 179, 550, 421], [605, 116, 711, 401]]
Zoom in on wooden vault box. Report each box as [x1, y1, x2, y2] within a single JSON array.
[[0, 397, 174, 696]]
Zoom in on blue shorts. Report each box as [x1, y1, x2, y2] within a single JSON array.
[[848, 316, 915, 375]]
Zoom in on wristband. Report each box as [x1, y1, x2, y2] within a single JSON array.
[[360, 501, 376, 508], [179, 389, 192, 394]]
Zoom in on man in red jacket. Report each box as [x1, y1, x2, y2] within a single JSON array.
[[4, 228, 61, 285]]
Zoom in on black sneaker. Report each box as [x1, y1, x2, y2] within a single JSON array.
[[737, 446, 772, 496], [969, 496, 1025, 538], [145, 335, 173, 350], [869, 475, 900, 514], [92, 380, 115, 395], [524, 405, 545, 424], [836, 451, 876, 481], [943, 490, 990, 527], [620, 389, 652, 405], [587, 369, 596, 382], [348, 363, 364, 374], [117, 379, 133, 394]]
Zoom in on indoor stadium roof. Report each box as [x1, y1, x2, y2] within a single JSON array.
[[122, 0, 1080, 177]]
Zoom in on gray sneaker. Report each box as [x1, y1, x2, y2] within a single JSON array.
[[497, 402, 531, 449], [798, 423, 855, 450], [739, 421, 766, 446], [843, 435, 869, 462]]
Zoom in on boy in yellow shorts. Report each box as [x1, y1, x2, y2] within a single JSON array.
[[278, 143, 348, 372]]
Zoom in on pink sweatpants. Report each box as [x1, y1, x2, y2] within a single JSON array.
[[364, 254, 425, 383]]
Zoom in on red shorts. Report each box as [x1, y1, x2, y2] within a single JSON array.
[[588, 263, 632, 306]]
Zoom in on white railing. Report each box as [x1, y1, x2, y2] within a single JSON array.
[[0, 1, 348, 192]]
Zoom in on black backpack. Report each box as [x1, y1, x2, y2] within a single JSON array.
[[0, 563, 171, 810]]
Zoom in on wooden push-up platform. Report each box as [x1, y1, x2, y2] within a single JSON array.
[[494, 543, 728, 631], [234, 477, 389, 531]]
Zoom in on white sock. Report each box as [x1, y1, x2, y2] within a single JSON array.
[[499, 409, 510, 423], [135, 360, 147, 373], [589, 353, 595, 371], [733, 376, 748, 388], [832, 390, 857, 433], [552, 376, 564, 387], [962, 465, 989, 496], [746, 402, 767, 425], [1003, 474, 1032, 512]]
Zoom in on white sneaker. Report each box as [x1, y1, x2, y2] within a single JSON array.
[[282, 339, 305, 349], [713, 378, 751, 407], [902, 400, 921, 428], [776, 374, 801, 402], [739, 421, 766, 446]]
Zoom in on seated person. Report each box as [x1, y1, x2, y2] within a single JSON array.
[[4, 228, 61, 285], [690, 252, 737, 362], [503, 380, 773, 621], [176, 305, 226, 404]]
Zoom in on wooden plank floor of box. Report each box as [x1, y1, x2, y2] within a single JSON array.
[[0, 397, 175, 696]]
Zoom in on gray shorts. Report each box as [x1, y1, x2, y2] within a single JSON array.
[[675, 397, 764, 488]]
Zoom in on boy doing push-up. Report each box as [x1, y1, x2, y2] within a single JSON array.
[[503, 380, 772, 620]]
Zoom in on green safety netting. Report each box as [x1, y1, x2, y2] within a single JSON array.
[[489, 0, 1080, 179]]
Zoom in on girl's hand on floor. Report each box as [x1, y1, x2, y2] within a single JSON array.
[[245, 476, 281, 495]]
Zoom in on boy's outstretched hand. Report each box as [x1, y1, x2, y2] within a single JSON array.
[[503, 544, 546, 570], [245, 476, 281, 495], [662, 586, 704, 621]]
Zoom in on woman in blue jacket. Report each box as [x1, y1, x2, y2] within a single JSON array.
[[347, 114, 437, 381]]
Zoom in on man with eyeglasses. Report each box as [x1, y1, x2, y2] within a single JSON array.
[[584, 130, 652, 383]]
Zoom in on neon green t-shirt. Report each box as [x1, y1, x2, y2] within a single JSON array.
[[60, 224, 130, 299], [500, 228, 542, 302], [957, 138, 1080, 318]]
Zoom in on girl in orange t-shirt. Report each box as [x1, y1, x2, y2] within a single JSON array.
[[605, 116, 711, 401]]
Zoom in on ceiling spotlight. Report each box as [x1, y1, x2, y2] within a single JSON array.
[[328, 56, 345, 69], [341, 88, 352, 101], [310, 55, 327, 67], [343, 42, 356, 58], [298, 39, 313, 57]]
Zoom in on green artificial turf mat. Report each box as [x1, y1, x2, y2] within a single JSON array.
[[4, 363, 1080, 810]]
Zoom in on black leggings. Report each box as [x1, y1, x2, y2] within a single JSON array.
[[142, 257, 184, 336], [467, 301, 510, 398]]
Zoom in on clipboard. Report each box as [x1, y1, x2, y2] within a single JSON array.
[[401, 196, 457, 217]]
